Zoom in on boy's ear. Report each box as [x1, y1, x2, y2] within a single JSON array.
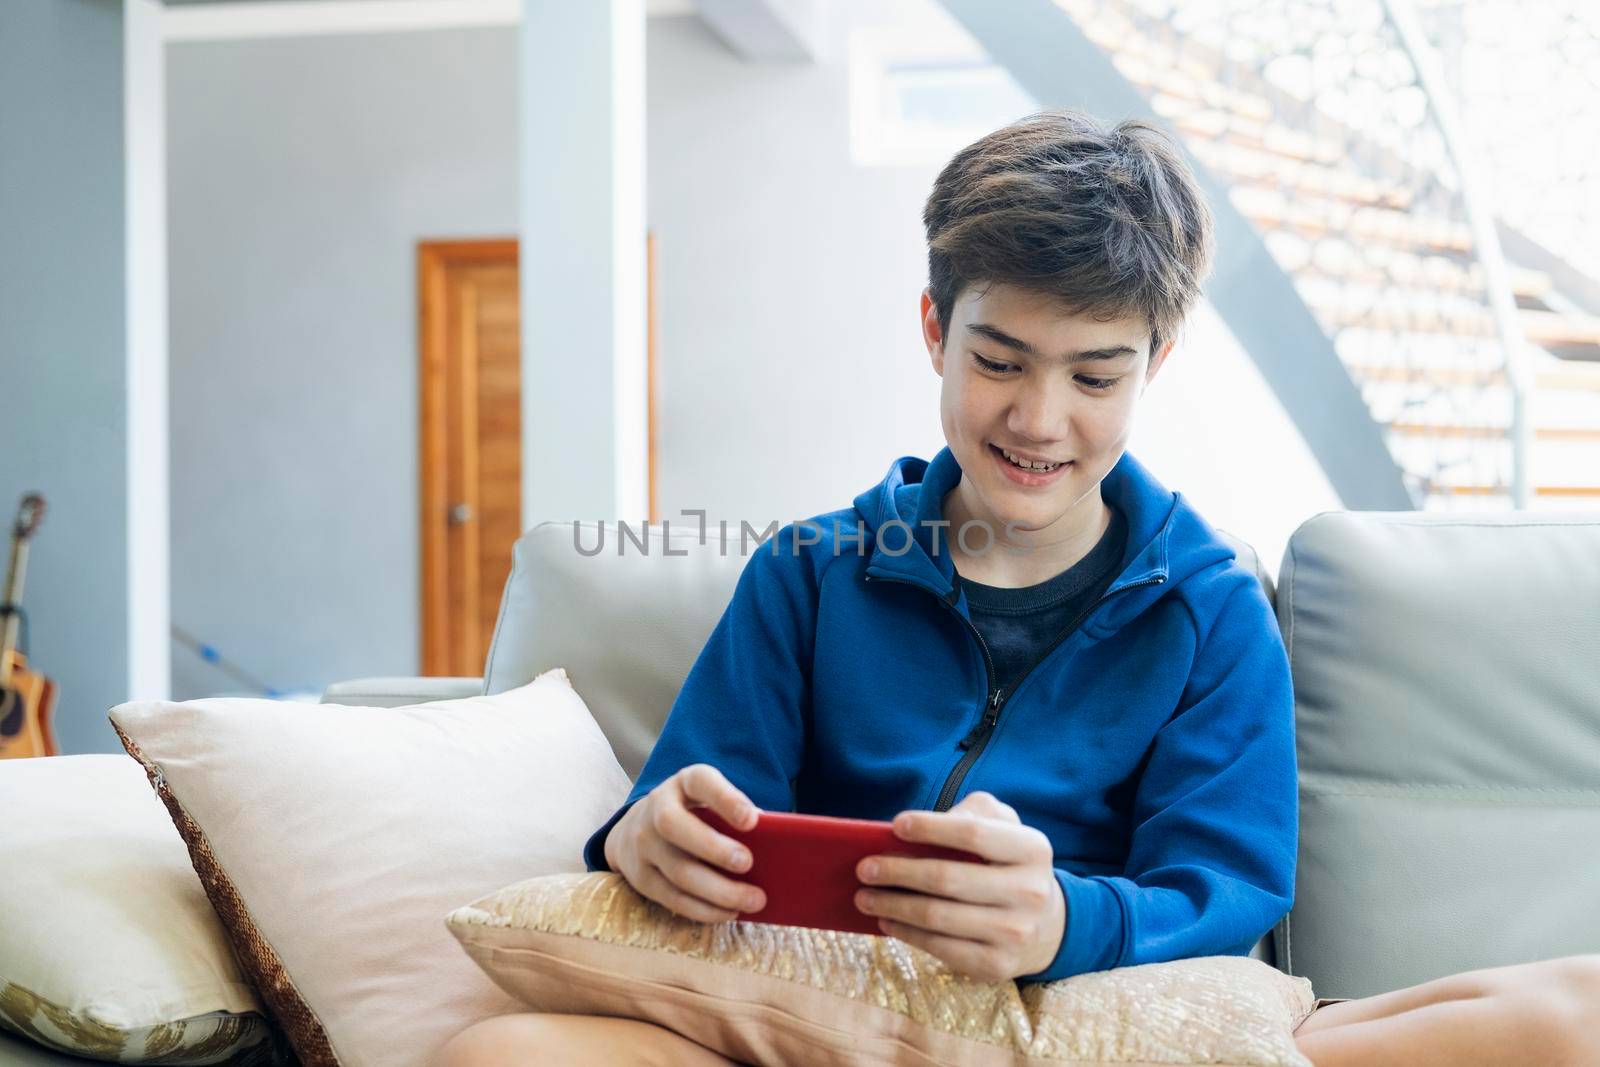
[[1146, 338, 1176, 382], [921, 288, 946, 376]]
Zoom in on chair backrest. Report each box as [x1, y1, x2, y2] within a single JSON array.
[[484, 520, 1273, 780], [1272, 510, 1600, 998]]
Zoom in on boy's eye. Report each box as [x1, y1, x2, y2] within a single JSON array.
[[972, 352, 1118, 391], [971, 353, 1014, 374]]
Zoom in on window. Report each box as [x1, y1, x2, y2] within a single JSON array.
[[848, 19, 1035, 167]]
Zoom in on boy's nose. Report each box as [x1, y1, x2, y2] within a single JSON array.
[[1007, 383, 1072, 444]]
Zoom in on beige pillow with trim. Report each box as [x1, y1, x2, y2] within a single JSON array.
[[448, 871, 1318, 1067], [109, 668, 633, 1067], [0, 754, 271, 1064]]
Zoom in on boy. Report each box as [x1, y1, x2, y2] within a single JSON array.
[[583, 107, 1294, 985], [442, 110, 1600, 1067]]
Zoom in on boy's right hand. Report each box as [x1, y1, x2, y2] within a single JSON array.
[[603, 763, 768, 924]]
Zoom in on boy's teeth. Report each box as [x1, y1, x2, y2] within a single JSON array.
[[1001, 448, 1059, 471]]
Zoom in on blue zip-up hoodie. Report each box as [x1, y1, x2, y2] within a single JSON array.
[[584, 445, 1298, 983]]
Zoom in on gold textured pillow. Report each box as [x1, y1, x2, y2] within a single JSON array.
[[446, 872, 1318, 1067]]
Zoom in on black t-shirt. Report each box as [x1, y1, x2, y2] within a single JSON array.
[[953, 504, 1127, 698]]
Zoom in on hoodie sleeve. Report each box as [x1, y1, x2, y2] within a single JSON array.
[[1019, 575, 1298, 982], [583, 525, 818, 872]]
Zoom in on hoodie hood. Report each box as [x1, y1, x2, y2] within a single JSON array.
[[851, 445, 1240, 634]]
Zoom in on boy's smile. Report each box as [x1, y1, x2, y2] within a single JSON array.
[[921, 282, 1172, 584], [987, 443, 1070, 485]]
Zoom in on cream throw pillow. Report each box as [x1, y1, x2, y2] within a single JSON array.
[[448, 872, 1318, 1067], [109, 668, 633, 1067], [0, 754, 270, 1064]]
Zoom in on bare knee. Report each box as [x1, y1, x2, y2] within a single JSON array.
[[1490, 953, 1600, 1013], [435, 1012, 739, 1067], [1475, 954, 1600, 1067], [1541, 954, 1600, 1065], [1548, 953, 1600, 1006], [1436, 953, 1589, 1003], [435, 1014, 550, 1067]]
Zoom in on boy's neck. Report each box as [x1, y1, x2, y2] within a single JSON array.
[[941, 477, 1111, 589]]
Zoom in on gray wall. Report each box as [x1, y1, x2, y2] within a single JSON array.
[[0, 0, 130, 754], [165, 13, 938, 699], [166, 28, 518, 699], [646, 11, 949, 524]]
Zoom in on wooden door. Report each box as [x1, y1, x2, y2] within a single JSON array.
[[418, 235, 659, 676], [418, 239, 521, 677]]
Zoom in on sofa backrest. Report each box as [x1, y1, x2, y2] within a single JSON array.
[[484, 520, 1273, 780], [1271, 510, 1600, 998]]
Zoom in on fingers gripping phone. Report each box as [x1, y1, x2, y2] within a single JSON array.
[[693, 808, 984, 935]]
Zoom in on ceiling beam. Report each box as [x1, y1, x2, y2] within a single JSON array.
[[693, 0, 822, 61]]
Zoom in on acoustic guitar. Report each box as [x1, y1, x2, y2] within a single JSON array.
[[0, 493, 58, 759]]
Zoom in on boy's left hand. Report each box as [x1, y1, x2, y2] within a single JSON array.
[[854, 791, 1066, 982]]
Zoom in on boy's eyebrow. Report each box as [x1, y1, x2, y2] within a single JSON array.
[[966, 322, 1138, 362]]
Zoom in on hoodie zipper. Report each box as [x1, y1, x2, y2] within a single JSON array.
[[865, 569, 1165, 812]]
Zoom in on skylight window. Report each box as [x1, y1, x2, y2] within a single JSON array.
[[848, 19, 1035, 167]]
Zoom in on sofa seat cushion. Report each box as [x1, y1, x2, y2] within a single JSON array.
[[447, 871, 1318, 1067]]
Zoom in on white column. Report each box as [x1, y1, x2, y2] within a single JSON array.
[[520, 0, 648, 526], [126, 0, 169, 700]]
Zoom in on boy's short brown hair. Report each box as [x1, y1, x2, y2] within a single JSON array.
[[922, 108, 1215, 355]]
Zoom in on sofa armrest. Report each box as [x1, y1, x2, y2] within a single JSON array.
[[320, 676, 484, 708]]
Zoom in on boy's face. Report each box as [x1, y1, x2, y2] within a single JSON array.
[[921, 281, 1172, 545]]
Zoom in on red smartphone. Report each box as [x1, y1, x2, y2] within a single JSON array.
[[693, 807, 985, 935]]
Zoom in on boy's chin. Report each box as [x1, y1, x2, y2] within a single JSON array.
[[993, 512, 1062, 539], [973, 497, 1066, 538]]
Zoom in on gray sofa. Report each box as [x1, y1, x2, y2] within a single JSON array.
[[327, 511, 1600, 997], [4, 510, 1596, 1065]]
